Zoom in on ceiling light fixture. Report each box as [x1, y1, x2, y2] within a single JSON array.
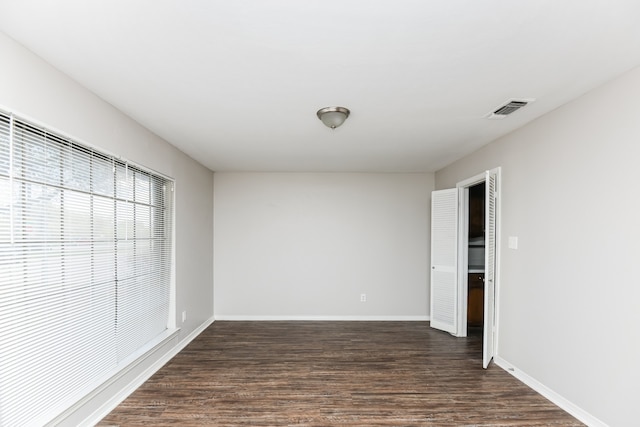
[[317, 106, 350, 129]]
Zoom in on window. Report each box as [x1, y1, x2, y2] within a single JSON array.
[[0, 112, 174, 426]]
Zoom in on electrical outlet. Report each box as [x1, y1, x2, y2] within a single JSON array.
[[182, 310, 187, 323], [360, 293, 367, 302]]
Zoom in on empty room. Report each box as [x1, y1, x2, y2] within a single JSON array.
[[0, 1, 638, 426]]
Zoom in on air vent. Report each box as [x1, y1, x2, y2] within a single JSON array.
[[485, 98, 535, 119]]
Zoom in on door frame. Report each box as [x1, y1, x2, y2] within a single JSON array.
[[454, 168, 501, 346]]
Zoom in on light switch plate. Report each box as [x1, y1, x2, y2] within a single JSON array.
[[508, 236, 518, 249]]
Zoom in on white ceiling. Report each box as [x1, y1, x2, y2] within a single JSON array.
[[1, 1, 640, 172]]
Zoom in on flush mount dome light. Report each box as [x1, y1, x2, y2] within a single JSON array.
[[317, 106, 350, 129]]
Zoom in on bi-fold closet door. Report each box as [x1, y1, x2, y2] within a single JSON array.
[[430, 169, 498, 368], [429, 188, 458, 335]]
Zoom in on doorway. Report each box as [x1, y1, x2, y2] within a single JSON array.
[[466, 182, 485, 335], [430, 168, 500, 368]]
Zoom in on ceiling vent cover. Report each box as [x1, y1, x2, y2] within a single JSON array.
[[486, 98, 535, 119]]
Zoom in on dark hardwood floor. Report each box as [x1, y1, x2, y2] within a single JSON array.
[[98, 322, 583, 426]]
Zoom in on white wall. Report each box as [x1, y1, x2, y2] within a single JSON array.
[[0, 32, 214, 424], [214, 172, 433, 320], [435, 66, 640, 426]]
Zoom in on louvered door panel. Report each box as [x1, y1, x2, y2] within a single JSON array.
[[483, 170, 497, 368], [430, 189, 457, 334]]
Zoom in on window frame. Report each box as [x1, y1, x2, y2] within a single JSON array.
[[0, 110, 176, 426]]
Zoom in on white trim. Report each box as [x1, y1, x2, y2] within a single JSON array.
[[39, 329, 180, 426], [456, 173, 487, 189], [214, 315, 430, 321], [456, 185, 471, 337], [494, 356, 608, 427], [53, 316, 215, 427], [168, 180, 177, 330]]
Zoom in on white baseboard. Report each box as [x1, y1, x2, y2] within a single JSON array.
[[65, 316, 215, 427], [214, 315, 430, 321], [494, 356, 608, 427]]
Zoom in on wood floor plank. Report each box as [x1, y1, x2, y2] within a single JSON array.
[[98, 322, 583, 426]]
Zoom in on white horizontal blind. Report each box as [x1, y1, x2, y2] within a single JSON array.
[[0, 112, 173, 426]]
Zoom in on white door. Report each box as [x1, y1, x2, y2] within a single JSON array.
[[483, 170, 497, 368], [430, 189, 458, 334]]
